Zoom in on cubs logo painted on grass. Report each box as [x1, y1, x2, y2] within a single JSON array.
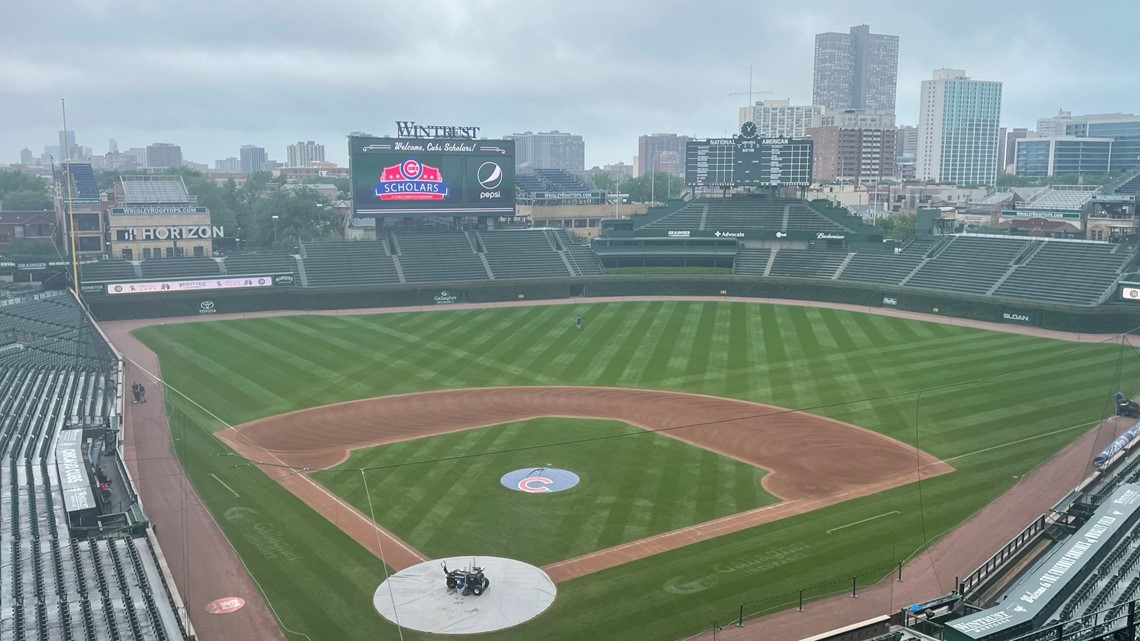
[[500, 468, 580, 493]]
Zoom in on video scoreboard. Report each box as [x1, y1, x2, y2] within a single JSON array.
[[685, 128, 813, 188], [349, 132, 515, 217]]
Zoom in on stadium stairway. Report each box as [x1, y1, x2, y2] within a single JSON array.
[[731, 248, 772, 277]]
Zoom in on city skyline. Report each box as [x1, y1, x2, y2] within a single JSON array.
[[3, 1, 1138, 168]]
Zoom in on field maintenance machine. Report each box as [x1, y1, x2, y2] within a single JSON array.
[[442, 561, 490, 596]]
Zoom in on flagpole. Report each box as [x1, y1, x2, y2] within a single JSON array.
[[61, 98, 80, 293]]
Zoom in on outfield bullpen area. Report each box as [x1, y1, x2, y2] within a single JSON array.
[[117, 300, 1140, 641]]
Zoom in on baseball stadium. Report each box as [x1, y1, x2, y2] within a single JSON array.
[[5, 131, 1140, 641]]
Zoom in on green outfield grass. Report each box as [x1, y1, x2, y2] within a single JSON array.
[[313, 418, 775, 565], [135, 301, 1140, 641]]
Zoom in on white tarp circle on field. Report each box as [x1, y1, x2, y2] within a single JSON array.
[[373, 556, 557, 634]]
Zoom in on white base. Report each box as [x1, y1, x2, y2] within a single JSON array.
[[372, 556, 557, 634]]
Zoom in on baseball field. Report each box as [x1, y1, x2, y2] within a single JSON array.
[[134, 300, 1139, 641]]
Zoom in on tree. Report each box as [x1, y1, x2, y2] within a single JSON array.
[[3, 239, 59, 261], [875, 212, 917, 240], [3, 189, 52, 210], [617, 172, 685, 203], [247, 187, 338, 249], [590, 173, 616, 193]]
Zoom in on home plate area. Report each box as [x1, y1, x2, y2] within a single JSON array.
[[372, 556, 557, 634]]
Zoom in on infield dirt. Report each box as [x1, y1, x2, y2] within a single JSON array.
[[217, 386, 954, 581]]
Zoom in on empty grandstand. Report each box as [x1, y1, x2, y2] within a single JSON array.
[[0, 291, 189, 640], [221, 251, 298, 277], [637, 197, 857, 235], [139, 257, 221, 280], [301, 240, 400, 287], [905, 236, 1034, 295], [477, 231, 573, 279], [391, 233, 490, 283], [993, 240, 1132, 305]]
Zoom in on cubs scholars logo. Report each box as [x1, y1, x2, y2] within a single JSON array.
[[500, 468, 580, 493], [375, 158, 449, 201]]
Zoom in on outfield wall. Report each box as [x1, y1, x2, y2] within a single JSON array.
[[84, 275, 1140, 334]]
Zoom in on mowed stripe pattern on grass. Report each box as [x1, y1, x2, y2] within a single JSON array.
[[315, 418, 775, 565], [135, 301, 1139, 641]]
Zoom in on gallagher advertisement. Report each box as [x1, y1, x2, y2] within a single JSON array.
[[350, 135, 515, 217]]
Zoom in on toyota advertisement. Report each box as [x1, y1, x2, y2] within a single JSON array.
[[350, 135, 515, 217]]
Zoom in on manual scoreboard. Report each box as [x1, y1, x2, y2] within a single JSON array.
[[685, 123, 813, 187]]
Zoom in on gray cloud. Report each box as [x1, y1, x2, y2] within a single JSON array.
[[2, 0, 1137, 167]]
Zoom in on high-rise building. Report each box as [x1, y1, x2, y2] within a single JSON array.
[[997, 127, 1007, 177], [145, 142, 183, 168], [126, 148, 147, 166], [1003, 128, 1031, 174], [1014, 137, 1113, 178], [636, 134, 691, 177], [916, 69, 1003, 185], [506, 131, 585, 173], [287, 141, 326, 168], [58, 130, 78, 161], [896, 125, 918, 157], [19, 148, 32, 165], [239, 145, 267, 173], [1054, 113, 1140, 173], [215, 157, 240, 173], [108, 139, 119, 154], [808, 110, 898, 184], [739, 100, 825, 138], [1036, 110, 1073, 137], [813, 24, 899, 112]]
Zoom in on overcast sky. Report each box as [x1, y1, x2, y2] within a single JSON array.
[[3, 0, 1138, 169]]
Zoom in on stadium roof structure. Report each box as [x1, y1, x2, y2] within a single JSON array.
[[944, 483, 1140, 641], [118, 175, 192, 204]]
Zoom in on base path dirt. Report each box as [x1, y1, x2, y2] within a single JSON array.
[[218, 386, 953, 582]]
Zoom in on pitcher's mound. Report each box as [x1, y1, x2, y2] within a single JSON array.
[[373, 556, 557, 634]]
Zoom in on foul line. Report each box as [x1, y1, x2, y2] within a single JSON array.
[[209, 473, 240, 498], [936, 419, 1101, 466], [827, 510, 900, 534]]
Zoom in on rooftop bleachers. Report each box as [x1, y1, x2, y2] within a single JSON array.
[[478, 231, 572, 279], [533, 168, 596, 192], [80, 261, 138, 283], [62, 163, 99, 201], [301, 240, 400, 287], [516, 173, 546, 193], [837, 240, 935, 286], [392, 232, 489, 283], [732, 248, 772, 277], [138, 257, 221, 280], [1020, 189, 1095, 211], [994, 241, 1133, 306], [767, 249, 849, 279], [222, 251, 297, 276], [905, 236, 1033, 295]]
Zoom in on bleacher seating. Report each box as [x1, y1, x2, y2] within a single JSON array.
[[81, 261, 138, 282], [554, 231, 605, 276], [533, 168, 597, 192], [1114, 172, 1140, 196], [222, 251, 297, 276], [994, 241, 1132, 306], [905, 236, 1033, 295], [0, 293, 187, 640], [392, 233, 489, 283], [837, 240, 935, 286], [732, 248, 772, 276], [62, 163, 100, 201], [139, 257, 221, 280], [1019, 189, 1095, 211], [301, 240, 400, 287], [478, 231, 571, 279], [638, 198, 853, 234], [767, 249, 849, 279]]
